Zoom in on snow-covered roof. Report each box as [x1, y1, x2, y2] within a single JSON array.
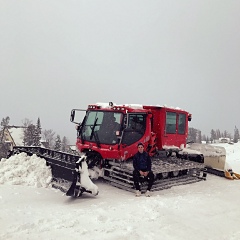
[[95, 102, 186, 111], [8, 127, 24, 146]]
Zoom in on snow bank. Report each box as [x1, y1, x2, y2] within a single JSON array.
[[0, 153, 52, 187]]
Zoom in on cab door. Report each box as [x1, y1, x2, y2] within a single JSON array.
[[164, 111, 177, 146], [164, 111, 188, 148], [176, 113, 187, 147]]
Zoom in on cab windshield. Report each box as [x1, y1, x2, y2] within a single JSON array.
[[80, 111, 122, 145]]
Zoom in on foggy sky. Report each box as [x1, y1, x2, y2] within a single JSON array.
[[1, 0, 240, 144]]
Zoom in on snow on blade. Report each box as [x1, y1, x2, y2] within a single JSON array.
[[77, 156, 99, 195], [0, 152, 52, 188]]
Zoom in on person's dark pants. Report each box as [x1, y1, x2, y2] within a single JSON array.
[[133, 169, 154, 191]]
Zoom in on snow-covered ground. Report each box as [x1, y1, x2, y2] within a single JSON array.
[[0, 143, 239, 240]]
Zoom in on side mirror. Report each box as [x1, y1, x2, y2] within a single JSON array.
[[70, 110, 75, 122]]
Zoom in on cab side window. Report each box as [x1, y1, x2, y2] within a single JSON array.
[[178, 114, 186, 134], [121, 114, 146, 146], [128, 114, 146, 133], [166, 112, 176, 134]]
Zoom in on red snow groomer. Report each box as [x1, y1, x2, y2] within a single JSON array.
[[70, 102, 207, 192]]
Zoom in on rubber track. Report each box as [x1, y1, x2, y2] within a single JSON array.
[[103, 157, 206, 192], [105, 176, 203, 193]]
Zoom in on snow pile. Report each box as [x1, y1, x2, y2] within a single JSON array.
[[0, 153, 52, 187]]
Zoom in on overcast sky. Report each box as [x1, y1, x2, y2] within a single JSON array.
[[1, 0, 240, 143]]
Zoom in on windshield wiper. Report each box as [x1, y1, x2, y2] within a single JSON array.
[[90, 118, 101, 148], [90, 118, 98, 140]]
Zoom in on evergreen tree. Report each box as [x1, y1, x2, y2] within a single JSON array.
[[34, 117, 41, 146], [1, 116, 10, 127], [223, 130, 228, 138], [215, 129, 221, 139], [233, 126, 239, 143], [202, 134, 206, 142], [54, 135, 61, 151], [188, 127, 197, 142], [0, 117, 9, 143], [196, 130, 202, 143], [210, 129, 216, 143]]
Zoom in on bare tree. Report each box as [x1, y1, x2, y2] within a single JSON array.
[[23, 124, 36, 146], [42, 129, 55, 149], [22, 118, 32, 127], [61, 136, 69, 152]]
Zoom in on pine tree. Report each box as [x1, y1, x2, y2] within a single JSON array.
[[223, 130, 228, 138], [233, 126, 239, 143], [1, 116, 10, 127], [210, 129, 216, 143], [196, 130, 202, 143], [215, 129, 221, 139], [54, 135, 61, 151], [188, 127, 197, 142], [0, 117, 10, 143], [202, 134, 206, 142], [34, 117, 41, 146]]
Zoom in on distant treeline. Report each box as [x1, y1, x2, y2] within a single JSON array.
[[188, 126, 239, 143]]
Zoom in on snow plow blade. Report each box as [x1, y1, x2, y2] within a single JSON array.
[[12, 146, 98, 196], [184, 143, 226, 177]]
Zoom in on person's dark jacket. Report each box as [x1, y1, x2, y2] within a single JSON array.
[[133, 151, 152, 172]]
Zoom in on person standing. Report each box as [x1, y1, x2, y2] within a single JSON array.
[[132, 142, 154, 197]]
